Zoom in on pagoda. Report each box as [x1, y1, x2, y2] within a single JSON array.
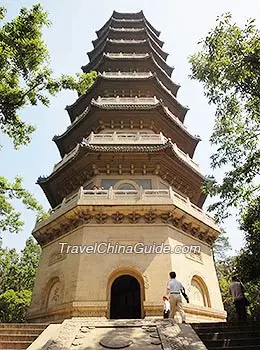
[[27, 11, 225, 323]]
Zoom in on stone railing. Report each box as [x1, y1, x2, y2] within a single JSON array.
[[85, 132, 166, 145], [105, 52, 149, 58], [93, 96, 159, 105], [171, 143, 199, 171], [110, 27, 145, 32], [101, 71, 153, 78], [53, 145, 79, 172], [108, 39, 146, 44], [162, 106, 187, 129], [112, 18, 144, 23], [35, 187, 217, 231], [53, 130, 200, 173]]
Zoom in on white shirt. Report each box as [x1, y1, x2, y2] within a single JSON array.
[[167, 279, 184, 293], [163, 300, 170, 312]]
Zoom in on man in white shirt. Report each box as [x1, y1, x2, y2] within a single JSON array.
[[166, 271, 186, 323]]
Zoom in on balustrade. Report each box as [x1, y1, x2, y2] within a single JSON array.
[[35, 186, 216, 230]]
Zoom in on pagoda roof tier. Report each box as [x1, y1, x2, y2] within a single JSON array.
[[88, 38, 168, 63], [84, 54, 177, 96], [55, 98, 199, 158], [82, 51, 174, 78], [96, 13, 160, 39], [66, 73, 188, 122], [38, 140, 205, 209], [92, 26, 163, 49], [53, 135, 201, 175], [112, 10, 144, 20]]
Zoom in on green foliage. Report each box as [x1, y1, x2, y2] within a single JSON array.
[[189, 13, 260, 221], [0, 290, 32, 322], [0, 237, 41, 292], [235, 198, 260, 282], [216, 257, 237, 321], [0, 237, 40, 322], [60, 71, 97, 97], [216, 254, 260, 321], [0, 176, 45, 234], [0, 4, 96, 149], [0, 4, 96, 235], [244, 281, 260, 320], [212, 229, 231, 261]]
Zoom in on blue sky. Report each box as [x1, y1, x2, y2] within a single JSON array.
[[1, 0, 259, 252]]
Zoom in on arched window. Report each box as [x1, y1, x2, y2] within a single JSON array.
[[46, 278, 62, 309], [190, 275, 211, 307], [117, 183, 136, 190], [114, 180, 139, 191]]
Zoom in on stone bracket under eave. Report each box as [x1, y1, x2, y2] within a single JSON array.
[[33, 200, 219, 248]]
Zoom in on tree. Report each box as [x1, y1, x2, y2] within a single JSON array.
[[189, 13, 260, 222], [236, 198, 260, 282], [0, 237, 41, 293], [0, 237, 41, 321], [0, 4, 97, 235], [215, 257, 237, 321], [212, 229, 231, 261], [0, 290, 32, 323]]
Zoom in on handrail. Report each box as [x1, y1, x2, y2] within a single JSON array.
[[35, 187, 217, 230]]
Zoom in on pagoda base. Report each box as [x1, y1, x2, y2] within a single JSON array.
[[27, 301, 225, 323], [28, 218, 226, 324]]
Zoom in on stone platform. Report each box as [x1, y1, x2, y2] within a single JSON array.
[[28, 318, 207, 350]]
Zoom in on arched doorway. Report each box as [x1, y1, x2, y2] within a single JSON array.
[[110, 275, 141, 319]]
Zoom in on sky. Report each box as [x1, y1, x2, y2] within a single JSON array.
[[1, 0, 259, 253]]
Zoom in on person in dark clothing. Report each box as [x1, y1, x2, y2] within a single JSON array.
[[229, 276, 248, 321]]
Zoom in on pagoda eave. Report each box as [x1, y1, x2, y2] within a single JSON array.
[[65, 74, 186, 122], [87, 38, 168, 63], [38, 141, 205, 208], [82, 52, 174, 81], [54, 101, 199, 158], [93, 25, 164, 48]]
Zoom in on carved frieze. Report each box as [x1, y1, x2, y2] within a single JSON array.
[[185, 251, 203, 264], [95, 212, 108, 224], [78, 210, 92, 224], [35, 208, 217, 247], [49, 252, 67, 266], [111, 211, 125, 224], [144, 210, 157, 223], [127, 212, 141, 224]]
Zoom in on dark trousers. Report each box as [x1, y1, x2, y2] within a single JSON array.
[[163, 310, 170, 319], [234, 298, 247, 321]]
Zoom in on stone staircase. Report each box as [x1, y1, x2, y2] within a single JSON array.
[[0, 323, 48, 349], [192, 322, 260, 349]]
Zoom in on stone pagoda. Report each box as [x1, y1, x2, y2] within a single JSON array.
[[27, 11, 225, 323]]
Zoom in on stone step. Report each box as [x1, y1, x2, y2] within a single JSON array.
[[204, 337, 260, 348], [0, 323, 47, 329], [192, 324, 260, 333], [199, 330, 260, 340], [0, 328, 44, 335], [192, 321, 260, 328], [0, 323, 48, 349], [0, 334, 38, 342], [209, 346, 260, 350], [0, 340, 32, 349]]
